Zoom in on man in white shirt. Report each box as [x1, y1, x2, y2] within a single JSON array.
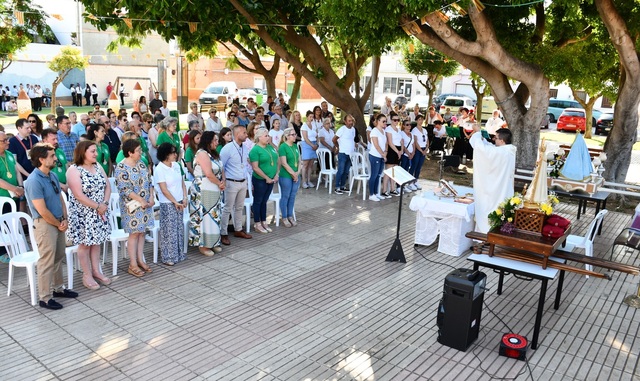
[[332, 114, 357, 194], [484, 109, 506, 139], [159, 100, 169, 117]]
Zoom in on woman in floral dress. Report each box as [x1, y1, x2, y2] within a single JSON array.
[[67, 141, 112, 290], [115, 139, 155, 277], [189, 131, 225, 257]]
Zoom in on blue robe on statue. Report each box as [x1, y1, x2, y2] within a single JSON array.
[[560, 133, 593, 181]]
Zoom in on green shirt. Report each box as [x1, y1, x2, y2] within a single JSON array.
[[278, 142, 299, 179], [157, 131, 181, 155], [216, 145, 222, 154], [184, 147, 195, 167], [53, 148, 68, 184], [116, 150, 149, 166], [96, 142, 110, 175], [249, 144, 278, 179], [0, 151, 19, 197]]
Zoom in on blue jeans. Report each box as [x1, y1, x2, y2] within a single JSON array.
[[335, 152, 352, 189], [279, 177, 299, 219], [368, 154, 385, 196], [400, 155, 411, 172], [410, 150, 425, 178], [252, 177, 274, 223]]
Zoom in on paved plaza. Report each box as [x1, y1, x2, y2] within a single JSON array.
[[1, 179, 639, 380]]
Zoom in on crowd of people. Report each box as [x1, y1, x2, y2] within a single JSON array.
[[1, 92, 508, 310]]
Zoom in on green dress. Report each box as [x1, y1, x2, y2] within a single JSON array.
[[96, 142, 110, 175]]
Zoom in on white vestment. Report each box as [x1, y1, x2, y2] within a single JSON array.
[[469, 132, 517, 233]]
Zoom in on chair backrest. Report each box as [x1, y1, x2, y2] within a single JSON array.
[[585, 209, 608, 242], [108, 193, 121, 230], [246, 171, 254, 199], [0, 212, 37, 259], [108, 177, 117, 193], [0, 196, 17, 215], [316, 148, 334, 171], [350, 152, 369, 177]]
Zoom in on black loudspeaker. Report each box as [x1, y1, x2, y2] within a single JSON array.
[[437, 268, 486, 351]]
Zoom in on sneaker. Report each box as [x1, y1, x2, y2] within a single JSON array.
[[334, 189, 344, 195], [369, 195, 380, 202], [404, 186, 412, 193], [390, 190, 400, 197], [302, 183, 309, 189], [415, 183, 422, 190], [307, 182, 315, 188], [381, 192, 391, 199], [341, 186, 349, 192]]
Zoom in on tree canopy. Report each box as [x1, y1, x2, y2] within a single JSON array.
[[402, 42, 459, 106], [48, 47, 89, 112], [0, 0, 51, 73]]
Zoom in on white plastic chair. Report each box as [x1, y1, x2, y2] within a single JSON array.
[[183, 181, 192, 253], [3, 212, 38, 306], [563, 209, 608, 275], [244, 172, 280, 232], [348, 152, 371, 200], [105, 194, 129, 275], [268, 181, 281, 226], [316, 148, 337, 193], [0, 197, 17, 253], [61, 192, 80, 289]]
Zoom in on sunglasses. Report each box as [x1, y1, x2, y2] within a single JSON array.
[[50, 179, 59, 194], [392, 119, 400, 122], [380, 120, 387, 123]]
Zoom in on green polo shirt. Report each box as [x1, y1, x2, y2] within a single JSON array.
[[184, 147, 195, 166], [156, 131, 181, 155], [249, 144, 278, 179], [53, 148, 68, 184], [278, 142, 299, 179], [96, 142, 110, 175], [0, 151, 19, 197], [116, 150, 149, 166]]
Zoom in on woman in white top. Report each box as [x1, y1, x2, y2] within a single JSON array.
[[368, 114, 388, 202], [318, 117, 336, 152], [410, 114, 428, 190], [206, 109, 223, 133], [409, 104, 421, 122], [383, 112, 404, 197], [186, 102, 205, 130], [154, 142, 187, 266], [268, 119, 284, 149], [300, 110, 319, 188]]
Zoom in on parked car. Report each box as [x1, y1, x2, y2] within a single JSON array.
[[439, 96, 475, 115], [434, 93, 475, 110], [556, 108, 586, 132], [394, 95, 411, 108], [540, 114, 550, 129], [547, 98, 581, 123], [409, 95, 431, 114], [237, 89, 258, 105], [479, 96, 499, 121], [199, 81, 237, 109], [595, 112, 614, 135]]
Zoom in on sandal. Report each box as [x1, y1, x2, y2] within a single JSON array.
[[288, 217, 298, 226], [262, 222, 272, 233], [82, 277, 100, 291], [282, 218, 292, 228], [138, 262, 153, 273], [94, 274, 112, 286], [254, 223, 268, 233], [163, 261, 175, 266], [128, 265, 146, 277], [199, 248, 214, 257]]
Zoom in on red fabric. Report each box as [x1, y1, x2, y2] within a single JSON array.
[[542, 224, 565, 238], [547, 214, 571, 228]]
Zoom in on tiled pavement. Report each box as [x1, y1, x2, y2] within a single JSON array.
[[1, 179, 639, 380]]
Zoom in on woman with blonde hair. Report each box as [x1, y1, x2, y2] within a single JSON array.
[[288, 110, 303, 142], [278, 127, 300, 227]]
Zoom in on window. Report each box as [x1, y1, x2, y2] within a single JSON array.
[[601, 96, 613, 108], [549, 89, 558, 99], [575, 91, 587, 103], [383, 78, 398, 94]]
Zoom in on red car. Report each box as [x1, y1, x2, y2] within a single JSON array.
[[556, 108, 586, 132]]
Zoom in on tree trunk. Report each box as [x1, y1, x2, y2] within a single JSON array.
[[603, 73, 638, 182], [289, 70, 302, 110], [571, 88, 598, 139], [264, 75, 277, 102], [50, 80, 61, 114], [596, 0, 640, 183]]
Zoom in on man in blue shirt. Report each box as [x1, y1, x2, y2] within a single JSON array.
[[236, 107, 250, 127], [56, 115, 79, 162], [24, 143, 78, 310], [71, 113, 89, 137], [219, 125, 253, 245]]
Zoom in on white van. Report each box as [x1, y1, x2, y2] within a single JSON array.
[[198, 81, 238, 110], [480, 96, 499, 121]]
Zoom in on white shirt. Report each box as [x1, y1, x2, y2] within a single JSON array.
[[485, 117, 504, 135], [412, 127, 428, 149], [269, 129, 284, 147], [401, 132, 414, 156], [206, 117, 223, 133], [160, 106, 169, 117], [369, 128, 387, 158], [335, 125, 356, 154], [301, 123, 318, 142], [433, 125, 447, 138], [154, 161, 184, 203], [318, 128, 335, 150], [385, 125, 403, 146]]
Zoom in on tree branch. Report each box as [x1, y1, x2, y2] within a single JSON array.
[[596, 0, 640, 82]]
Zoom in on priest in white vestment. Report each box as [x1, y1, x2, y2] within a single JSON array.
[[469, 124, 517, 233]]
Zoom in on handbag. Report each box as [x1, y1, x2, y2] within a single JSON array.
[[126, 199, 143, 213]]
